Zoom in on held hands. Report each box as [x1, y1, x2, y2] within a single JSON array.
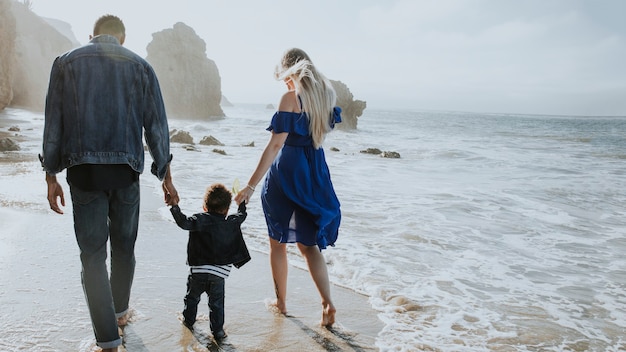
[[162, 180, 179, 206], [162, 165, 179, 206], [234, 184, 255, 205]]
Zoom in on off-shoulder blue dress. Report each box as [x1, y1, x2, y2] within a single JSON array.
[[260, 107, 342, 250]]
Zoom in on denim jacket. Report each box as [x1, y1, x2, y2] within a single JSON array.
[[41, 35, 171, 180]]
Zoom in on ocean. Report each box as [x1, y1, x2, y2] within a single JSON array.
[[1, 105, 625, 351]]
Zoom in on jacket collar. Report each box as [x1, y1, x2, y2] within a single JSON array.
[[89, 34, 121, 45]]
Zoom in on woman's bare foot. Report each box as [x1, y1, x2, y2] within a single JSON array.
[[321, 303, 336, 328], [268, 298, 287, 315]]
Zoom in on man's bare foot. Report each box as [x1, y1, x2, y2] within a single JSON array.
[[321, 303, 336, 328], [117, 314, 129, 327], [100, 348, 117, 352]]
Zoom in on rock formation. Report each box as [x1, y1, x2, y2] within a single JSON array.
[[10, 1, 75, 111], [221, 95, 233, 107], [331, 80, 366, 130], [360, 148, 382, 155], [0, 137, 20, 151], [43, 17, 80, 47], [360, 147, 401, 159], [170, 130, 194, 144], [146, 22, 224, 120], [199, 135, 223, 146], [0, 0, 16, 111]]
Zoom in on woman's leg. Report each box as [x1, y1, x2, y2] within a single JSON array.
[[269, 238, 288, 313], [297, 243, 336, 327]]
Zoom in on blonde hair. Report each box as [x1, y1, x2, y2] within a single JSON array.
[[275, 48, 336, 149]]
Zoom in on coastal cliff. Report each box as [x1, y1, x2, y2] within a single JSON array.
[[9, 1, 75, 111], [0, 0, 16, 111], [146, 22, 225, 120], [0, 7, 364, 125]]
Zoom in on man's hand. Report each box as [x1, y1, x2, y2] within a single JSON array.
[[45, 173, 65, 214], [162, 181, 179, 206], [162, 166, 179, 206]]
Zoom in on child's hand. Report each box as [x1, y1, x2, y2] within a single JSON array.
[[165, 193, 178, 206]]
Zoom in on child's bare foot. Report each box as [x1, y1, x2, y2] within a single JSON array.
[[321, 303, 336, 328]]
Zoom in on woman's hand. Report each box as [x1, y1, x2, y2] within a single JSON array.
[[235, 184, 255, 205]]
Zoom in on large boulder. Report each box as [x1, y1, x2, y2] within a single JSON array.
[[0, 137, 20, 151], [10, 1, 75, 111], [331, 80, 366, 130], [146, 22, 224, 120], [0, 0, 16, 111]]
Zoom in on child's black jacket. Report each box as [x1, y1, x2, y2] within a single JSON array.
[[170, 202, 251, 268]]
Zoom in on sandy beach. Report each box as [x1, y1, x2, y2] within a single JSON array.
[[0, 110, 383, 351]]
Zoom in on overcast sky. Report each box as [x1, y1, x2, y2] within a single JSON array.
[[31, 0, 625, 116]]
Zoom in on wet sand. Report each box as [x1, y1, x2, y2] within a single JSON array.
[[127, 183, 382, 351], [0, 181, 382, 351], [0, 111, 383, 351]]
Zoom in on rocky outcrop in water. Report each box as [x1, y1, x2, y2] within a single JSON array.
[[146, 22, 224, 120], [360, 147, 401, 158], [170, 130, 194, 144], [0, 137, 20, 151], [199, 135, 224, 146], [331, 80, 366, 130]]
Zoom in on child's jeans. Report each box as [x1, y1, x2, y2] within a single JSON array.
[[183, 272, 226, 334]]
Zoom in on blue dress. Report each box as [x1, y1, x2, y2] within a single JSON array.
[[260, 107, 342, 250]]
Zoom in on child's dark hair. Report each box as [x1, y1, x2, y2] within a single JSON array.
[[204, 183, 232, 214]]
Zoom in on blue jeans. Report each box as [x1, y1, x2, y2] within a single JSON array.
[[70, 181, 140, 349], [183, 273, 226, 334]]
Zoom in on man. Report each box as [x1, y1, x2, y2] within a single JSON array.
[[40, 15, 178, 352]]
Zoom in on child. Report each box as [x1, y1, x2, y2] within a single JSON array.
[[168, 183, 250, 340]]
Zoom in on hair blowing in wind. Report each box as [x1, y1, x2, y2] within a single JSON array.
[[275, 48, 337, 149]]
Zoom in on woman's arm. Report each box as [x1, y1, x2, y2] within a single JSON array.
[[234, 91, 296, 205], [235, 130, 287, 205]]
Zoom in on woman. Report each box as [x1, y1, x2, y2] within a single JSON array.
[[235, 48, 342, 327]]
